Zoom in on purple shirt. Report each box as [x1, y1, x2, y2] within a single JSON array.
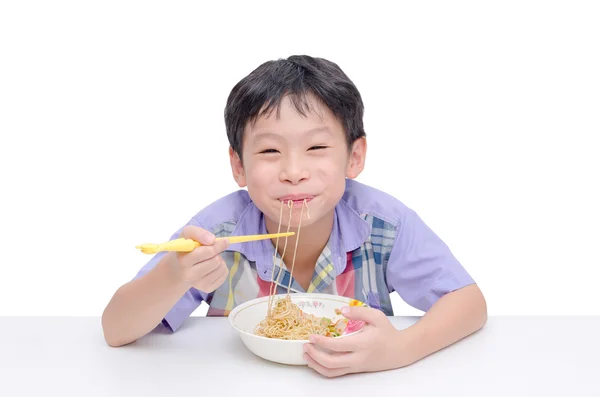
[[134, 179, 475, 332]]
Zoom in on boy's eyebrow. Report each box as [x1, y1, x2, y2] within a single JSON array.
[[252, 127, 332, 143], [251, 132, 281, 144], [305, 126, 332, 136]]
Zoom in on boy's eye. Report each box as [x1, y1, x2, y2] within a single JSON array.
[[309, 146, 328, 150], [259, 149, 279, 154]]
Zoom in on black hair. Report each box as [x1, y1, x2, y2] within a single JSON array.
[[224, 55, 365, 159]]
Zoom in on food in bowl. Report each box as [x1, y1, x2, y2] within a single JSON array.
[[254, 294, 365, 339], [228, 293, 366, 365]]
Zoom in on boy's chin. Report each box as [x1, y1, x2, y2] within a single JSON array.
[[270, 216, 316, 230], [263, 208, 318, 229]]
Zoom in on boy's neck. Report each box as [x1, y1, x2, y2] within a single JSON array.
[[266, 210, 335, 285]]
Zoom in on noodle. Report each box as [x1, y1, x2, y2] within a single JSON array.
[[254, 294, 340, 339], [266, 200, 294, 315], [255, 199, 342, 340]]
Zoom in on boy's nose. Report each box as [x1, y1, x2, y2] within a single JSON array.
[[279, 159, 309, 184]]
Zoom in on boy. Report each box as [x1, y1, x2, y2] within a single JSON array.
[[102, 55, 487, 377]]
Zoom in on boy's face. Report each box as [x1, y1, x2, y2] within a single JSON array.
[[229, 94, 366, 230]]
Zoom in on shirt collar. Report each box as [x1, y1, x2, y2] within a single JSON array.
[[226, 189, 372, 282]]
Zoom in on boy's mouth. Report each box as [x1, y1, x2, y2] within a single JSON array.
[[278, 195, 314, 205]]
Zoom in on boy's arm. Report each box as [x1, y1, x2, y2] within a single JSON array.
[[399, 283, 487, 365], [384, 208, 487, 360], [101, 252, 191, 347], [385, 208, 479, 314]]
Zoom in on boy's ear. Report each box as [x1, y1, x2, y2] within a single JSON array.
[[229, 147, 247, 187], [346, 137, 367, 179]]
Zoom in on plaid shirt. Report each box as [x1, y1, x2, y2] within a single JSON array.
[[134, 179, 475, 332]]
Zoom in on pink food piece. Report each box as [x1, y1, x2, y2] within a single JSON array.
[[341, 319, 365, 335]]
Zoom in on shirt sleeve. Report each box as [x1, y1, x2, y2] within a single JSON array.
[[385, 208, 475, 312], [132, 218, 209, 332]]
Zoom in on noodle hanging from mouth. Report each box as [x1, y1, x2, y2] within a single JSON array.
[[254, 199, 343, 340]]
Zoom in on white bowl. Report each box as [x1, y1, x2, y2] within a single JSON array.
[[228, 293, 364, 365]]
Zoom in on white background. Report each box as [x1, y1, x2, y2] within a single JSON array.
[[1, 1, 598, 317]]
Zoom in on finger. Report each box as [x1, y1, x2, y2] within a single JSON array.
[[304, 342, 355, 369], [308, 334, 358, 352], [180, 225, 216, 245], [341, 306, 387, 327], [303, 353, 351, 378], [178, 238, 230, 265], [185, 258, 227, 291], [189, 254, 226, 279], [207, 264, 229, 291]]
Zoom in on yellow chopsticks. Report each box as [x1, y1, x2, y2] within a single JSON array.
[[135, 232, 295, 254]]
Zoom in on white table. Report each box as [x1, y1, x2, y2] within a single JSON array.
[[1, 316, 599, 396]]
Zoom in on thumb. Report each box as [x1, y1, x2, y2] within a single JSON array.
[[341, 305, 387, 326], [181, 225, 215, 245]]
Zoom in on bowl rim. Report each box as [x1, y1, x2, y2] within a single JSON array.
[[227, 292, 363, 342]]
